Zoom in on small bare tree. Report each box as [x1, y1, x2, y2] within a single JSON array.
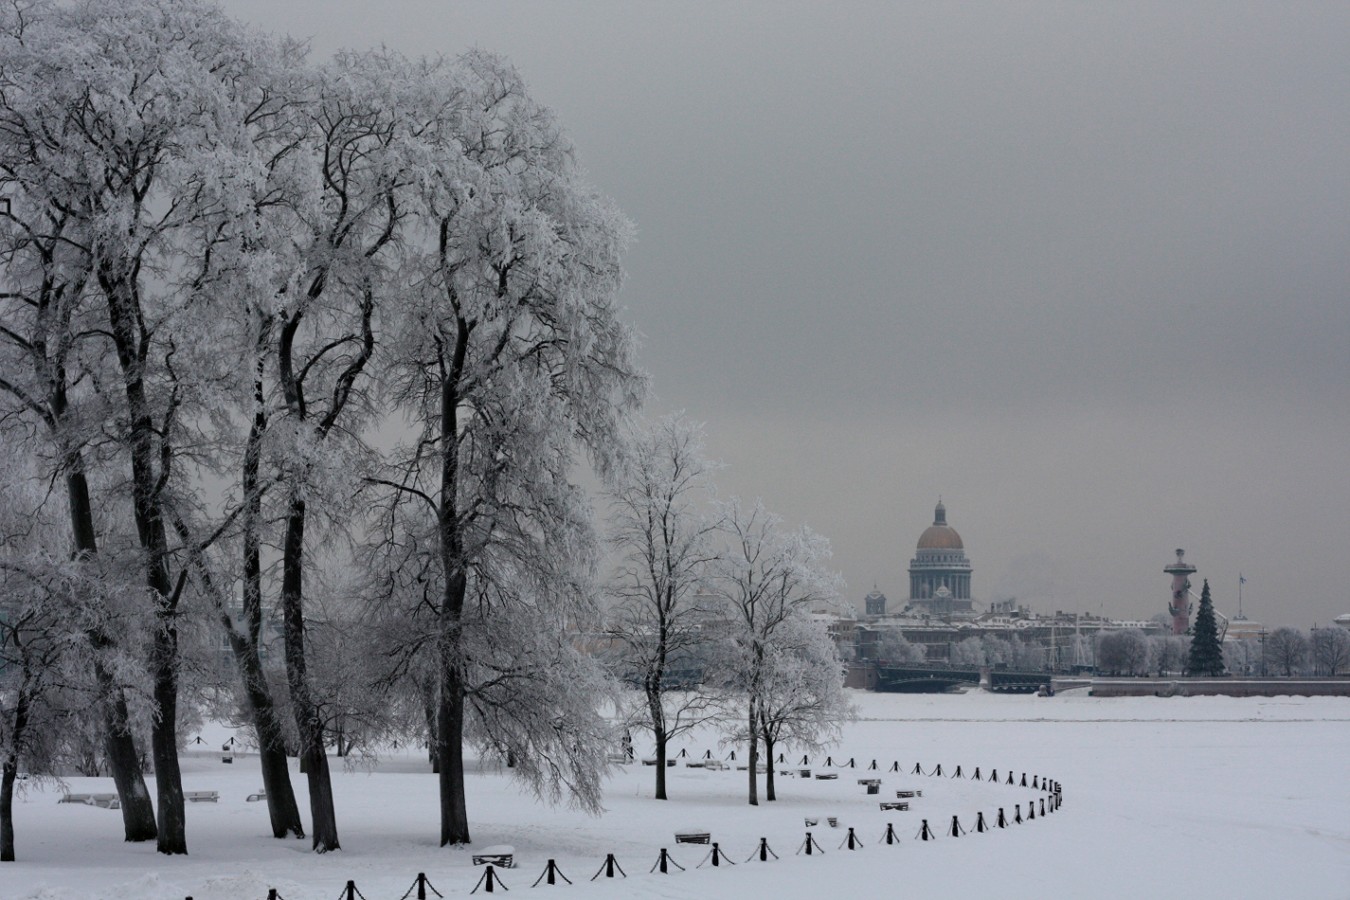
[[604, 415, 720, 800]]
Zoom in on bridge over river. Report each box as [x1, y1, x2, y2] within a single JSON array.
[[875, 664, 1053, 694]]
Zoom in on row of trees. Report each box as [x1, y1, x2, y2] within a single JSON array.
[[605, 416, 849, 807], [0, 0, 849, 862]]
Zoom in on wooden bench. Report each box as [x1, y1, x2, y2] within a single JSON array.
[[879, 801, 909, 811], [857, 778, 881, 786], [185, 790, 219, 803], [675, 831, 710, 844], [472, 845, 515, 868], [641, 758, 677, 767], [895, 790, 921, 798], [814, 773, 838, 780], [703, 759, 728, 771]]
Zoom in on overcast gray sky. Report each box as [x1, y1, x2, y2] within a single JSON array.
[[220, 0, 1350, 629]]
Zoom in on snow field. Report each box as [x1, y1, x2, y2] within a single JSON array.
[[5, 689, 1349, 899]]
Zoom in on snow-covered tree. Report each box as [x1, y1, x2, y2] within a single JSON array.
[[949, 636, 986, 667], [370, 49, 643, 845], [1095, 630, 1150, 676], [1150, 635, 1190, 675], [603, 414, 720, 800], [874, 628, 927, 664], [755, 611, 852, 801], [1265, 627, 1308, 677], [711, 498, 842, 806], [1310, 627, 1350, 676], [0, 0, 282, 853]]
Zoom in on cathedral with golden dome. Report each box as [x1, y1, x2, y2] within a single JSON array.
[[906, 500, 975, 617]]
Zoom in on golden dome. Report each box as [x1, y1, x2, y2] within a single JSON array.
[[917, 524, 964, 550], [916, 500, 964, 550]]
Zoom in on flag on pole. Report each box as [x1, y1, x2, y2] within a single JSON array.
[[1239, 574, 1247, 584]]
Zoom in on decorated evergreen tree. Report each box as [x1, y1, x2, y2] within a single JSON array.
[[1187, 580, 1226, 676]]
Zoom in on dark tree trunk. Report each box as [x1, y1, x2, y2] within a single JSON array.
[[436, 572, 470, 846], [763, 733, 777, 802], [1, 672, 28, 862], [229, 340, 305, 839], [435, 321, 472, 847], [647, 684, 668, 800], [149, 627, 187, 854], [102, 274, 187, 854], [67, 467, 158, 842], [282, 496, 340, 852], [746, 704, 759, 806]]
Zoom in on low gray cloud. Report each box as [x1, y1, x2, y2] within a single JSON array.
[[221, 0, 1350, 627]]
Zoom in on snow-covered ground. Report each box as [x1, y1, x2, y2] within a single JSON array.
[[6, 689, 1348, 899]]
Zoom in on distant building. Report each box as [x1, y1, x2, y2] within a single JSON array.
[[864, 588, 888, 616], [906, 500, 975, 617]]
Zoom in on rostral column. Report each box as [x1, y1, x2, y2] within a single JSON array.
[[1164, 548, 1197, 635]]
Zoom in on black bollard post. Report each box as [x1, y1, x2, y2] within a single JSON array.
[[747, 837, 778, 862], [881, 822, 901, 845], [591, 853, 627, 880], [649, 848, 685, 874], [948, 815, 965, 837], [268, 892, 279, 900], [1032, 775, 1039, 789], [953, 764, 963, 778], [728, 750, 736, 761], [973, 766, 982, 780], [889, 760, 899, 772], [344, 880, 358, 900], [1006, 771, 1015, 785], [1029, 802, 1036, 820], [997, 808, 1007, 828], [868, 759, 877, 770], [1015, 804, 1023, 824], [704, 749, 712, 759], [840, 827, 863, 850], [846, 757, 855, 768], [800, 754, 809, 765], [531, 859, 572, 888], [1040, 798, 1047, 816], [797, 831, 825, 855], [976, 811, 988, 833], [677, 748, 688, 758], [990, 768, 998, 782], [1021, 773, 1028, 787], [912, 762, 923, 775], [471, 866, 504, 895], [932, 763, 943, 776], [778, 753, 785, 763], [826, 756, 834, 766], [917, 819, 936, 841]]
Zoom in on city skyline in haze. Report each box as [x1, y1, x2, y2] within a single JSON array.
[[217, 0, 1350, 629]]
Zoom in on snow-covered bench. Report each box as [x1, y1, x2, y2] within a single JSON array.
[[703, 759, 728, 771], [60, 793, 119, 809], [246, 789, 266, 802], [185, 790, 219, 803], [472, 845, 515, 868], [803, 816, 838, 828], [674, 829, 710, 844], [879, 801, 909, 811], [896, 789, 921, 798], [814, 772, 838, 780]]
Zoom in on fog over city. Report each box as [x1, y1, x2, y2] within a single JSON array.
[[219, 0, 1350, 629]]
